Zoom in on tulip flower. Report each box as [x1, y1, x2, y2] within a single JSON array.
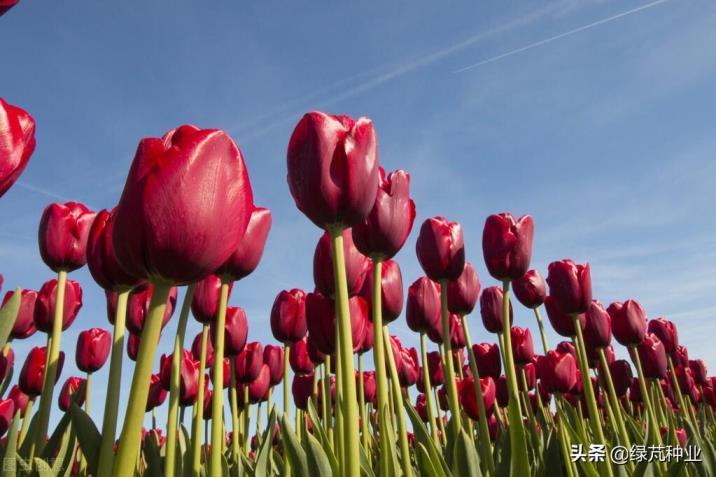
[[406, 276, 441, 334], [38, 202, 96, 273], [191, 332, 213, 368], [234, 342, 264, 384], [0, 97, 35, 197], [461, 375, 496, 420], [307, 336, 326, 365], [359, 259, 404, 323], [270, 288, 307, 344], [86, 210, 143, 292], [512, 270, 546, 309], [637, 334, 667, 379], [126, 333, 140, 361], [7, 385, 30, 416], [480, 286, 513, 334], [305, 292, 368, 355], [58, 376, 86, 411], [292, 373, 314, 410], [583, 300, 612, 349], [146, 373, 167, 412], [211, 306, 248, 357], [472, 343, 502, 380], [609, 360, 633, 397], [447, 261, 480, 316], [546, 260, 592, 315], [689, 359, 707, 385], [415, 394, 429, 422], [416, 217, 465, 282], [2, 289, 37, 339], [159, 350, 200, 407], [362, 371, 377, 404], [125, 284, 177, 335], [426, 351, 445, 386], [608, 300, 647, 346], [496, 375, 508, 407], [397, 346, 420, 387], [538, 351, 578, 393], [313, 228, 369, 298], [674, 345, 689, 368], [248, 365, 271, 404], [202, 385, 213, 420], [544, 296, 585, 337], [263, 345, 284, 386], [216, 206, 272, 281], [19, 347, 64, 396], [511, 327, 535, 365], [76, 328, 111, 373], [647, 318, 678, 355], [482, 213, 534, 281], [192, 274, 232, 324], [289, 337, 314, 375], [34, 278, 82, 332], [0, 399, 13, 437]]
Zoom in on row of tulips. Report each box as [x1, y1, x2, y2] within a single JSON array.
[[1, 94, 715, 477]]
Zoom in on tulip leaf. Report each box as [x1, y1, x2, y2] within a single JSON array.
[[143, 429, 163, 477], [0, 288, 21, 349], [0, 411, 20, 477], [542, 430, 565, 477], [181, 424, 194, 477], [253, 409, 277, 477], [306, 398, 338, 474], [0, 366, 13, 398], [403, 397, 449, 477], [452, 428, 481, 477], [40, 411, 72, 461], [416, 443, 438, 477], [359, 442, 376, 477], [303, 430, 333, 477], [279, 415, 308, 475], [69, 403, 101, 474]]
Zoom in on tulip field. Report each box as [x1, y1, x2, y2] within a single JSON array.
[[1, 3, 716, 477]]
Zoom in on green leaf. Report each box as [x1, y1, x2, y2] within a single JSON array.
[[40, 411, 72, 461], [253, 410, 277, 477], [17, 410, 40, 458], [182, 424, 194, 477], [416, 443, 438, 476], [402, 397, 449, 477], [280, 415, 308, 475], [541, 430, 565, 477], [0, 366, 13, 398], [69, 402, 101, 474], [359, 442, 376, 477], [452, 428, 481, 477], [0, 411, 21, 477], [143, 429, 163, 476], [303, 430, 333, 476], [306, 398, 338, 475], [0, 289, 21, 349]]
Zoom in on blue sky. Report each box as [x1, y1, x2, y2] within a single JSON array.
[[1, 0, 715, 429]]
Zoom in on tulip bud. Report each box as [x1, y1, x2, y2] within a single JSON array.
[[416, 217, 465, 282], [461, 375, 496, 420], [289, 337, 314, 375], [211, 306, 248, 357], [674, 345, 689, 368], [113, 125, 254, 285], [305, 292, 368, 355], [263, 345, 284, 386], [270, 289, 307, 344], [482, 213, 534, 281], [647, 318, 678, 355], [426, 351, 445, 386], [522, 362, 537, 390], [415, 394, 429, 422], [292, 373, 314, 410], [538, 351, 577, 393], [146, 373, 167, 412], [313, 228, 369, 298], [7, 385, 29, 416], [362, 371, 376, 405], [191, 331, 214, 368], [397, 346, 420, 387], [636, 333, 667, 379], [496, 375, 508, 407], [287, 112, 379, 229], [127, 333, 141, 361], [192, 274, 233, 324], [545, 260, 592, 315], [2, 289, 37, 339], [544, 296, 585, 338], [608, 300, 647, 346], [38, 202, 96, 273], [86, 210, 142, 291], [358, 319, 374, 354], [610, 360, 634, 397], [512, 270, 546, 309], [126, 284, 178, 335], [216, 207, 272, 281], [406, 276, 441, 334], [248, 365, 271, 404], [0, 97, 36, 197], [447, 261, 480, 316], [34, 278, 83, 333], [511, 327, 534, 365], [159, 350, 200, 406], [438, 379, 464, 411], [234, 342, 264, 384], [689, 359, 707, 386], [58, 376, 86, 411], [359, 259, 404, 324], [76, 328, 111, 373], [202, 384, 213, 420], [19, 347, 64, 396], [583, 300, 611, 349], [472, 343, 502, 380], [480, 286, 513, 334], [306, 335, 326, 365]]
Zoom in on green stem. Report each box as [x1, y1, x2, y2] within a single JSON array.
[[112, 283, 171, 477], [324, 359, 333, 449], [284, 344, 290, 419], [329, 227, 360, 477], [383, 326, 412, 477], [554, 394, 577, 477], [667, 356, 697, 432], [433, 386, 446, 445], [98, 289, 129, 475], [230, 362, 240, 467], [439, 280, 462, 432], [419, 333, 440, 447], [191, 324, 209, 476], [18, 398, 34, 448], [210, 281, 231, 476], [165, 284, 195, 477], [358, 354, 368, 450], [628, 346, 663, 445], [598, 348, 631, 448], [243, 387, 249, 455], [533, 307, 550, 353]]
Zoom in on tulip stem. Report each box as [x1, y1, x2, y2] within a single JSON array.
[[438, 280, 462, 433], [329, 227, 360, 477], [358, 353, 369, 450], [31, 269, 68, 461], [165, 284, 195, 477], [383, 326, 412, 477], [461, 317, 496, 476], [192, 323, 209, 476], [628, 346, 663, 445], [498, 279, 531, 476], [243, 386, 249, 454], [112, 283, 171, 477], [98, 289, 129, 475], [533, 307, 550, 354], [554, 394, 577, 477], [210, 281, 231, 476], [283, 344, 291, 477], [419, 333, 441, 447], [229, 362, 241, 468], [433, 386, 446, 445], [323, 359, 333, 448], [18, 398, 34, 448], [597, 348, 631, 449], [667, 357, 695, 430]]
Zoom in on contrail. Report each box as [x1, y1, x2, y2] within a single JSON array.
[[15, 181, 79, 203], [455, 0, 670, 73]]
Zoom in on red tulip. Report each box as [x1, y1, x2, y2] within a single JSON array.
[[0, 97, 35, 196], [38, 202, 96, 273], [202, 384, 213, 420], [191, 331, 214, 369], [0, 1, 20, 17], [472, 343, 502, 380], [426, 351, 445, 386], [608, 300, 647, 346], [146, 373, 167, 412], [362, 371, 376, 404], [480, 286, 513, 334], [287, 111, 379, 229], [511, 327, 534, 365], [113, 125, 254, 285], [546, 260, 592, 315], [76, 328, 111, 373], [438, 379, 464, 411], [292, 373, 314, 410], [34, 278, 82, 333], [689, 359, 707, 385], [234, 342, 264, 384], [482, 213, 534, 281], [211, 306, 248, 357], [415, 394, 429, 422], [126, 284, 178, 335], [522, 362, 537, 390], [537, 351, 577, 393], [159, 350, 200, 406], [313, 228, 369, 298], [359, 259, 404, 324], [416, 217, 465, 282], [544, 296, 585, 337], [447, 261, 480, 316], [270, 289, 307, 344], [461, 375, 496, 420], [305, 292, 368, 355], [127, 333, 141, 361], [216, 206, 272, 281], [583, 300, 611, 349], [86, 210, 142, 291], [647, 318, 678, 355], [58, 376, 86, 411], [675, 366, 695, 394], [2, 289, 37, 339], [248, 364, 271, 404], [397, 346, 420, 387], [496, 375, 508, 407], [406, 276, 441, 334], [191, 274, 232, 324], [449, 313, 466, 349], [263, 345, 284, 386], [358, 319, 374, 354], [289, 337, 314, 375], [7, 385, 29, 416], [512, 270, 546, 309], [306, 336, 326, 365], [352, 168, 415, 259], [609, 360, 633, 397], [674, 345, 689, 368]]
